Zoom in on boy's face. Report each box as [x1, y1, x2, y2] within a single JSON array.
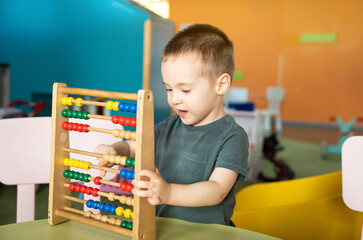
[[161, 55, 224, 126]]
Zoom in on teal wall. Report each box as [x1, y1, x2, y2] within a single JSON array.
[[0, 0, 172, 122]]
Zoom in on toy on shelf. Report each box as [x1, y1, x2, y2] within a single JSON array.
[[321, 116, 363, 158], [0, 100, 45, 118], [48, 83, 155, 240]]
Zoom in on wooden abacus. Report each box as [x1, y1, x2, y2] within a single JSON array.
[[48, 83, 155, 240]]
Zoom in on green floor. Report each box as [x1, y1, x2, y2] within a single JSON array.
[[0, 138, 342, 226]]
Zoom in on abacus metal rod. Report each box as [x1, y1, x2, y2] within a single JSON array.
[[60, 87, 138, 101]]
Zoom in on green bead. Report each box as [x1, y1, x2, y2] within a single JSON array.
[[83, 174, 90, 182], [73, 172, 80, 180], [126, 222, 133, 230], [83, 112, 89, 120], [126, 158, 132, 167], [72, 110, 78, 118], [77, 111, 83, 119], [132, 159, 135, 168], [120, 221, 128, 228], [78, 173, 84, 181], [68, 171, 74, 179], [63, 170, 70, 178], [61, 109, 68, 117], [67, 110, 73, 118]]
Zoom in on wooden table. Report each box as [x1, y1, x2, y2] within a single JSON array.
[[0, 217, 279, 240]]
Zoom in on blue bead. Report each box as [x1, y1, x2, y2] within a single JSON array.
[[92, 201, 100, 209], [130, 104, 137, 113], [110, 205, 117, 214], [119, 169, 126, 178], [105, 204, 111, 213], [118, 103, 124, 111], [126, 170, 134, 180], [124, 103, 130, 112], [98, 202, 105, 211], [86, 200, 93, 208]]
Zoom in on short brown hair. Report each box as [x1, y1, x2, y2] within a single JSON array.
[[162, 23, 235, 82]]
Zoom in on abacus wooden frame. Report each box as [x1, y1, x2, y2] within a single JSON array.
[[48, 82, 155, 240]]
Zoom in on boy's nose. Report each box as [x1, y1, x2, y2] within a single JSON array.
[[171, 93, 182, 105]]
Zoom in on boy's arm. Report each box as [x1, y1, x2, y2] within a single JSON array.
[[132, 167, 238, 206]]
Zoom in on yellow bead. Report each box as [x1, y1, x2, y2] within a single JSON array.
[[112, 101, 119, 111], [75, 98, 83, 107], [63, 158, 70, 166], [67, 97, 74, 106], [73, 160, 80, 168], [61, 97, 68, 106], [131, 212, 134, 219], [83, 161, 90, 170], [123, 208, 132, 218], [69, 158, 75, 167], [115, 207, 124, 216], [78, 161, 84, 169], [105, 101, 113, 110]]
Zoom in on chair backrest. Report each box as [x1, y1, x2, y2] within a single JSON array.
[[0, 116, 121, 222], [342, 136, 363, 212], [226, 87, 249, 104], [266, 87, 285, 113]]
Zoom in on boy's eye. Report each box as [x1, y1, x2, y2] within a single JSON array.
[[182, 89, 191, 93], [166, 89, 172, 92]]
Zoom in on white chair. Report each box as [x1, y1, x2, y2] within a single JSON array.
[[0, 117, 51, 223], [262, 87, 285, 136], [0, 116, 121, 222]]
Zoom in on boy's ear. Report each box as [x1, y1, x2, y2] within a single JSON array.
[[215, 73, 231, 96]]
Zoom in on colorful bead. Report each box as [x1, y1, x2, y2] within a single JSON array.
[[120, 182, 126, 191], [115, 207, 124, 216], [119, 195, 126, 204], [118, 103, 124, 111], [80, 185, 87, 193], [91, 188, 98, 197], [93, 176, 102, 185], [107, 192, 115, 201], [73, 172, 80, 180], [72, 111, 78, 118], [86, 199, 93, 208], [120, 220, 128, 228], [123, 208, 132, 218], [126, 170, 134, 180], [83, 112, 89, 120], [67, 97, 74, 106], [61, 122, 68, 130], [124, 104, 130, 112], [126, 197, 133, 206], [126, 183, 134, 192], [66, 110, 73, 118], [125, 158, 133, 167], [104, 204, 111, 213], [75, 184, 81, 192], [69, 183, 76, 191], [63, 158, 70, 166], [61, 97, 68, 105], [73, 160, 80, 168], [111, 115, 118, 124], [101, 215, 109, 223], [119, 169, 127, 178], [75, 98, 83, 107], [83, 124, 89, 132], [85, 187, 92, 195], [105, 101, 113, 110], [126, 222, 133, 230], [98, 203, 105, 211], [83, 161, 90, 170], [83, 174, 90, 182], [110, 205, 117, 214], [61, 109, 68, 117], [130, 104, 137, 113], [92, 201, 100, 209], [112, 101, 119, 111], [69, 158, 75, 167], [131, 118, 136, 127]]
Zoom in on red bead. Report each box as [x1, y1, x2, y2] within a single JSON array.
[[72, 123, 78, 131], [94, 176, 102, 185], [80, 185, 87, 193], [62, 122, 68, 130], [125, 117, 131, 126], [85, 187, 92, 195], [131, 119, 136, 127], [118, 116, 124, 125], [77, 124, 83, 132], [75, 184, 81, 192], [67, 123, 73, 130], [120, 182, 127, 191], [111, 116, 118, 124], [91, 188, 99, 197], [125, 183, 134, 192], [69, 183, 76, 191], [83, 124, 89, 132]]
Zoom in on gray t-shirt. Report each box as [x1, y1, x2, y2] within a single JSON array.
[[154, 114, 249, 225]]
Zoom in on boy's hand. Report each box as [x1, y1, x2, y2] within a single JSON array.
[[131, 168, 171, 205], [94, 144, 117, 177]]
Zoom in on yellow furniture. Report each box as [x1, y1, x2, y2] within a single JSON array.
[[232, 171, 363, 240]]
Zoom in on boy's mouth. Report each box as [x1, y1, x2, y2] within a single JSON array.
[[177, 110, 188, 117]]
